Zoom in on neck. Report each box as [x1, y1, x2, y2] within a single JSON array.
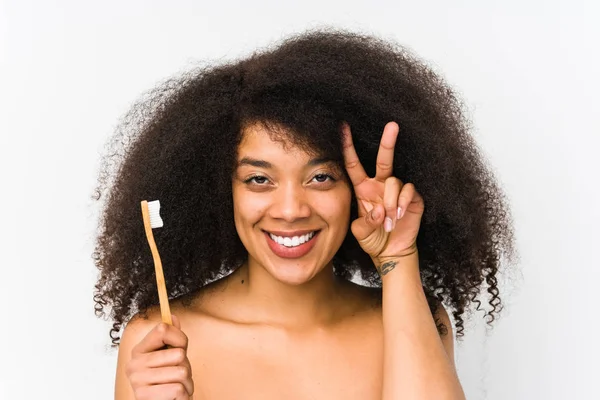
[[234, 257, 347, 329]]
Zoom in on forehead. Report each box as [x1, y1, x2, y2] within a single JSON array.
[[237, 122, 315, 160]]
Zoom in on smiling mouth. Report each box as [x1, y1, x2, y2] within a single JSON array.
[[265, 230, 320, 248], [269, 231, 318, 247], [263, 229, 321, 259]]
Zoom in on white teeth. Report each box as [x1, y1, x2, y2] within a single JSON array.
[[269, 231, 316, 247]]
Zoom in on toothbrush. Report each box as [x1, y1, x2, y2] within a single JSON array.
[[140, 200, 172, 325]]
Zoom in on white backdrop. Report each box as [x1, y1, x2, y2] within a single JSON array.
[[1, 1, 598, 399]]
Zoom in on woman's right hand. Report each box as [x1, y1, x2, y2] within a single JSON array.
[[125, 314, 195, 400]]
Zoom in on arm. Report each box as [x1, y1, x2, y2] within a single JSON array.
[[379, 251, 465, 400], [339, 121, 464, 399]]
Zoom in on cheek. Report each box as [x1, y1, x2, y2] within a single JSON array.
[[233, 188, 269, 225], [316, 188, 352, 227]]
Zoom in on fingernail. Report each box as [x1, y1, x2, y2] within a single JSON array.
[[396, 207, 402, 220], [360, 199, 374, 213], [384, 217, 393, 232], [371, 208, 380, 220]]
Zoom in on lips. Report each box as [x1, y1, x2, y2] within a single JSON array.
[[263, 230, 320, 259]]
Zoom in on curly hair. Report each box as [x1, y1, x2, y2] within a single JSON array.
[[93, 28, 518, 347]]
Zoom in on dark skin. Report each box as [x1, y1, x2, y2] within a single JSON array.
[[114, 122, 456, 400]]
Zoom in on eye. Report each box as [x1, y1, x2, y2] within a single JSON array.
[[312, 173, 336, 183], [244, 175, 270, 185]]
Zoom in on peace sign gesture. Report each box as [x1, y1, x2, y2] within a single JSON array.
[[341, 121, 425, 264]]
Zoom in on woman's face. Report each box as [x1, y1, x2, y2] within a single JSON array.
[[232, 122, 352, 285]]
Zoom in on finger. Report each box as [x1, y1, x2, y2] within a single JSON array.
[[141, 347, 188, 368], [341, 122, 369, 187], [130, 366, 194, 397], [135, 382, 191, 400], [147, 366, 194, 396], [350, 202, 385, 242], [397, 183, 423, 219], [171, 314, 181, 329], [133, 321, 189, 355], [375, 122, 399, 182], [383, 177, 402, 232], [358, 198, 374, 217]]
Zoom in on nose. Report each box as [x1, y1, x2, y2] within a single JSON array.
[[268, 182, 311, 222]]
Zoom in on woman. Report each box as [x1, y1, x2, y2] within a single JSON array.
[[93, 29, 517, 399]]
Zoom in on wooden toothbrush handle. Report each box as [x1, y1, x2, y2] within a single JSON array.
[[140, 200, 173, 325]]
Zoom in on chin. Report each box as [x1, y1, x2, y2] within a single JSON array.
[[265, 260, 322, 286]]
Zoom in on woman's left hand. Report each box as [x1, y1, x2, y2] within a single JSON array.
[[341, 121, 425, 266]]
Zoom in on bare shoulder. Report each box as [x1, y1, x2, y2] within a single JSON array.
[[120, 307, 163, 343], [115, 287, 213, 360]]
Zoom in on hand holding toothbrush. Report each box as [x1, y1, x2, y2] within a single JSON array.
[[125, 314, 195, 400]]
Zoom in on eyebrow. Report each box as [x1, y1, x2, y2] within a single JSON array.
[[237, 156, 334, 169]]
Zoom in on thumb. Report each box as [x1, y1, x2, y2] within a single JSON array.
[[350, 203, 385, 242], [171, 314, 181, 329]]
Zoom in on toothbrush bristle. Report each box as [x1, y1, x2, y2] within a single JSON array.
[[147, 200, 164, 228]]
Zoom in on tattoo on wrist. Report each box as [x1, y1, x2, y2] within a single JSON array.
[[375, 248, 418, 276], [378, 261, 398, 276]]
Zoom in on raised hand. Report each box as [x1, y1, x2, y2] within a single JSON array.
[[126, 315, 195, 400], [341, 121, 425, 266]]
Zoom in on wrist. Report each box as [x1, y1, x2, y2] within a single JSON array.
[[373, 245, 419, 277], [372, 244, 418, 264]]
